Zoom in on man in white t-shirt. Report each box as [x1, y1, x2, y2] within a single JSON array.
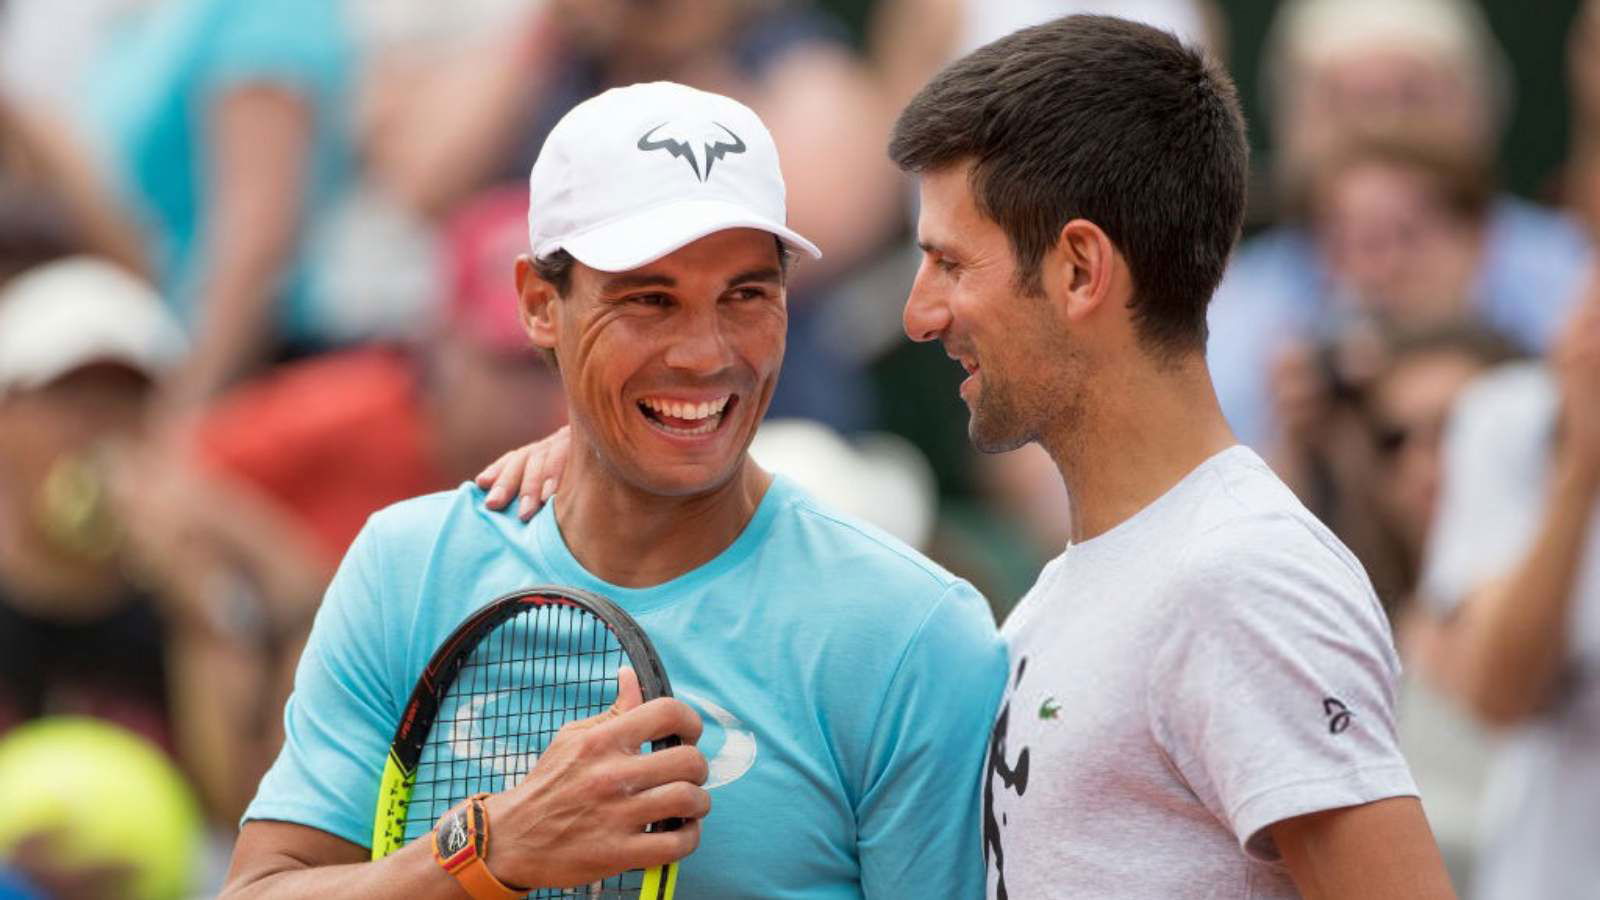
[[1415, 281, 1600, 900], [888, 15, 1452, 899]]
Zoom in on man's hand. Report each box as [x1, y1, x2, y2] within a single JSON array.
[[477, 426, 572, 521], [482, 667, 709, 890], [221, 669, 707, 898]]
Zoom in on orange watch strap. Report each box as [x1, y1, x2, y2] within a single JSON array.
[[434, 794, 527, 899], [451, 854, 526, 900]]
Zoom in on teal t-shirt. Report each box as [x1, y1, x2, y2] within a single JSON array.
[[245, 476, 1007, 897], [83, 0, 353, 340]]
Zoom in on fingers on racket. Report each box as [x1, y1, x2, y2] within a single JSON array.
[[607, 696, 703, 751]]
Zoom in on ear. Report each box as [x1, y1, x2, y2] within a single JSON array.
[[1050, 220, 1120, 325], [515, 255, 560, 351]]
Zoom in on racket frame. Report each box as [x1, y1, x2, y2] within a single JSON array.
[[370, 585, 679, 900]]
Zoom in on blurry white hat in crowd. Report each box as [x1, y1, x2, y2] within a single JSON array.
[[1266, 0, 1508, 111], [750, 419, 938, 550], [0, 256, 186, 395], [957, 1, 1215, 57], [528, 81, 821, 272]]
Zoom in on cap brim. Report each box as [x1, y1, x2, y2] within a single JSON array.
[[553, 198, 821, 273]]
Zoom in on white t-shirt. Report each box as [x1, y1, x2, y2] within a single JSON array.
[[1420, 362, 1600, 900], [986, 446, 1418, 899]]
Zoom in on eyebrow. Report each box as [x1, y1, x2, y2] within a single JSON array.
[[725, 267, 782, 288], [916, 239, 944, 255], [600, 272, 677, 292]]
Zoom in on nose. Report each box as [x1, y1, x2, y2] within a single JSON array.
[[664, 305, 735, 375], [903, 261, 950, 343]]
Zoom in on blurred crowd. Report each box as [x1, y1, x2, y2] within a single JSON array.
[[0, 0, 1597, 897]]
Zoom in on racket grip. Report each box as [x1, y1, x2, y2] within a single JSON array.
[[648, 734, 685, 832]]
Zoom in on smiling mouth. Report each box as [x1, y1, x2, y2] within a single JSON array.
[[637, 394, 738, 437]]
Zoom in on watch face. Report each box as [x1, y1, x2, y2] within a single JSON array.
[[440, 808, 471, 856]]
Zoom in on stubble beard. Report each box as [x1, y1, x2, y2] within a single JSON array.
[[967, 368, 1045, 455]]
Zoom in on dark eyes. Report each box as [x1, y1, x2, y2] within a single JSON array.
[[622, 287, 769, 307]]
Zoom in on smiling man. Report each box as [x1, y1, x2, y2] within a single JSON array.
[[222, 81, 1004, 898], [889, 15, 1453, 900]]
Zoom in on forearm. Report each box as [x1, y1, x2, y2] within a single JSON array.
[[1450, 459, 1600, 725], [222, 832, 462, 900], [168, 86, 311, 407], [365, 32, 550, 219]]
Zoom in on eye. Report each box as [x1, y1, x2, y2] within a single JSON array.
[[726, 286, 770, 302], [934, 256, 960, 275], [628, 292, 673, 307]]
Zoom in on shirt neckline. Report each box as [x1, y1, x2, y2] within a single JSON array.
[[525, 474, 791, 615], [1063, 444, 1256, 557]]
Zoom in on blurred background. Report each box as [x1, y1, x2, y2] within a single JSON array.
[[1, 0, 1597, 896]]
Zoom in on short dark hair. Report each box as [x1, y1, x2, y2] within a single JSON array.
[[888, 15, 1248, 358]]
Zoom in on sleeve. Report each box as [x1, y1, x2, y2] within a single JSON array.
[[206, 0, 351, 100], [1148, 529, 1418, 863], [1419, 366, 1557, 615], [856, 581, 1007, 898], [241, 517, 401, 847]]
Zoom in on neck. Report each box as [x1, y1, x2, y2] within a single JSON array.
[[1039, 353, 1236, 545], [552, 439, 772, 588]]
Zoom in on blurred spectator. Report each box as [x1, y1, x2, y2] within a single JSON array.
[[0, 257, 185, 751], [1414, 276, 1600, 899], [66, 0, 358, 408], [115, 186, 567, 823], [1209, 0, 1594, 449], [1267, 322, 1518, 615], [1308, 138, 1492, 335]]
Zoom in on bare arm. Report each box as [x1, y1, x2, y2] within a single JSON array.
[[222, 672, 709, 897], [0, 98, 150, 275], [1440, 462, 1599, 726], [1428, 289, 1600, 727], [1272, 797, 1455, 899], [361, 17, 555, 219], [165, 85, 312, 410]]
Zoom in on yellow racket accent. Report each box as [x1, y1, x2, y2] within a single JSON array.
[[370, 750, 414, 859], [640, 861, 678, 900]]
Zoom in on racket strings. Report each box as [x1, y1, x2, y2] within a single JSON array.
[[405, 602, 646, 898]]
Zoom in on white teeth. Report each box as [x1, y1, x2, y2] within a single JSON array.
[[640, 395, 730, 422]]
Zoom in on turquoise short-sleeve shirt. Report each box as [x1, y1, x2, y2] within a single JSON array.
[[246, 477, 1007, 897]]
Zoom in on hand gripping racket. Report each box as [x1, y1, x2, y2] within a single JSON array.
[[371, 586, 680, 899]]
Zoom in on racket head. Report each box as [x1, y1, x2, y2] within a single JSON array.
[[371, 586, 680, 899]]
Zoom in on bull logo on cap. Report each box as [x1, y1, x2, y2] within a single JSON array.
[[637, 121, 747, 183]]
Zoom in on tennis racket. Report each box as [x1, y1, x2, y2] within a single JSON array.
[[371, 585, 679, 899]]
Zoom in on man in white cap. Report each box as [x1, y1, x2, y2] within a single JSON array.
[[224, 82, 1004, 897]]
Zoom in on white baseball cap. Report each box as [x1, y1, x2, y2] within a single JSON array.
[[0, 257, 187, 395], [527, 81, 821, 272]]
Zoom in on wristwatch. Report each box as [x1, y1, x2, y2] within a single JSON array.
[[433, 793, 528, 899]]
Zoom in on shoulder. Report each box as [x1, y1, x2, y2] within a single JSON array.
[[1169, 451, 1381, 623], [354, 482, 517, 575], [763, 479, 998, 642], [773, 480, 969, 595]]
